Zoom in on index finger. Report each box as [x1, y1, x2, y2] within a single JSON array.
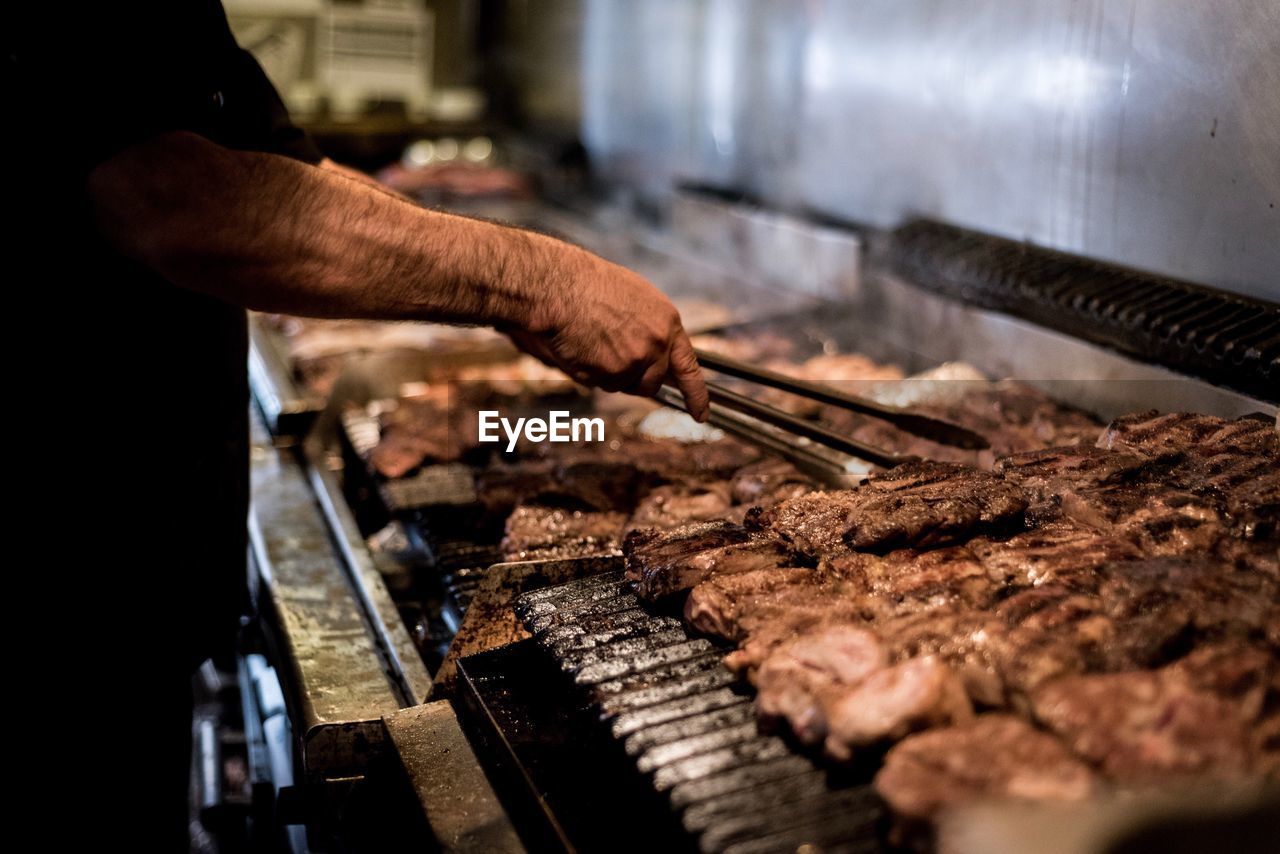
[[666, 328, 710, 422]]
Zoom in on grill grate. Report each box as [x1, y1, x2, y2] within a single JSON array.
[[514, 572, 886, 854], [890, 220, 1279, 401]]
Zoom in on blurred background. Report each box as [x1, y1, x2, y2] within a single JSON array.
[[224, 0, 1277, 301]]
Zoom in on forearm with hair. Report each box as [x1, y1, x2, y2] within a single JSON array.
[[318, 157, 412, 203], [89, 132, 575, 331]]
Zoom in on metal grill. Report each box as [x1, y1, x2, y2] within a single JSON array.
[[512, 571, 886, 854], [341, 409, 480, 513], [407, 522, 504, 631], [890, 220, 1280, 401]]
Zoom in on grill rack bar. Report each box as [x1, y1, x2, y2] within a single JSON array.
[[511, 570, 886, 854], [889, 220, 1280, 401]]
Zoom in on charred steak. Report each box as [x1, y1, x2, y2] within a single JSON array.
[[1032, 665, 1257, 783], [763, 461, 1029, 555], [500, 505, 628, 561], [874, 715, 1096, 832], [624, 520, 795, 600]]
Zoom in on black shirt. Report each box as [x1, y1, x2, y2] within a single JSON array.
[[5, 2, 322, 667]]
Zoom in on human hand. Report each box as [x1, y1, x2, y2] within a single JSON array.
[[505, 252, 710, 421]]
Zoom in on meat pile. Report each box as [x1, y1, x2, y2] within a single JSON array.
[[367, 376, 583, 478], [360, 339, 1105, 571], [623, 410, 1279, 838], [828, 379, 1104, 468], [490, 365, 1096, 565], [480, 340, 920, 562], [493, 436, 801, 562]]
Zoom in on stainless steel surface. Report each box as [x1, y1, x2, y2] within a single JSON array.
[[248, 314, 323, 439], [574, 0, 1280, 301], [384, 701, 526, 853], [670, 191, 862, 302], [249, 409, 407, 783], [302, 434, 435, 707], [858, 268, 1277, 421], [657, 195, 1276, 421], [582, 0, 716, 198]]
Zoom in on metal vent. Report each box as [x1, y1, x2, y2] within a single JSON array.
[[890, 221, 1279, 402]]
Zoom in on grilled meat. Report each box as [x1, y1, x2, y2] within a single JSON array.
[[476, 460, 555, 514], [995, 445, 1150, 503], [763, 461, 1028, 555], [823, 657, 974, 760], [602, 437, 762, 480], [624, 521, 796, 600], [943, 380, 1102, 451], [754, 628, 973, 758], [500, 505, 627, 561], [684, 566, 820, 639], [481, 458, 655, 517], [628, 481, 737, 531], [755, 624, 888, 744], [1225, 470, 1280, 541], [995, 585, 1132, 675], [626, 520, 753, 572], [1050, 483, 1229, 552], [537, 460, 649, 513], [1121, 491, 1230, 556], [820, 545, 1007, 614], [874, 715, 1096, 832], [872, 608, 1084, 709], [1098, 411, 1278, 459], [827, 380, 1102, 468], [476, 450, 650, 517], [520, 434, 761, 486], [1096, 555, 1278, 645], [1168, 643, 1274, 721], [967, 520, 1143, 587], [1215, 538, 1280, 580], [681, 440, 765, 478], [992, 441, 1271, 551], [1162, 448, 1276, 502], [729, 458, 815, 506], [635, 539, 794, 601], [516, 396, 1276, 834], [990, 555, 1275, 675], [369, 396, 478, 477], [1032, 641, 1274, 785], [1032, 667, 1256, 784], [865, 461, 1028, 523], [759, 490, 867, 555], [724, 600, 872, 676]]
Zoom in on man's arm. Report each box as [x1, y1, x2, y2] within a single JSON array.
[[88, 132, 707, 415], [318, 157, 408, 201]]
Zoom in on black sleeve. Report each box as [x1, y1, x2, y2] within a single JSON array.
[[5, 1, 321, 185], [213, 46, 324, 166]]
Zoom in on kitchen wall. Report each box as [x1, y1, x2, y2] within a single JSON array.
[[518, 0, 1280, 302]]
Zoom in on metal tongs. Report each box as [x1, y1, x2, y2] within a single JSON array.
[[657, 348, 988, 482]]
